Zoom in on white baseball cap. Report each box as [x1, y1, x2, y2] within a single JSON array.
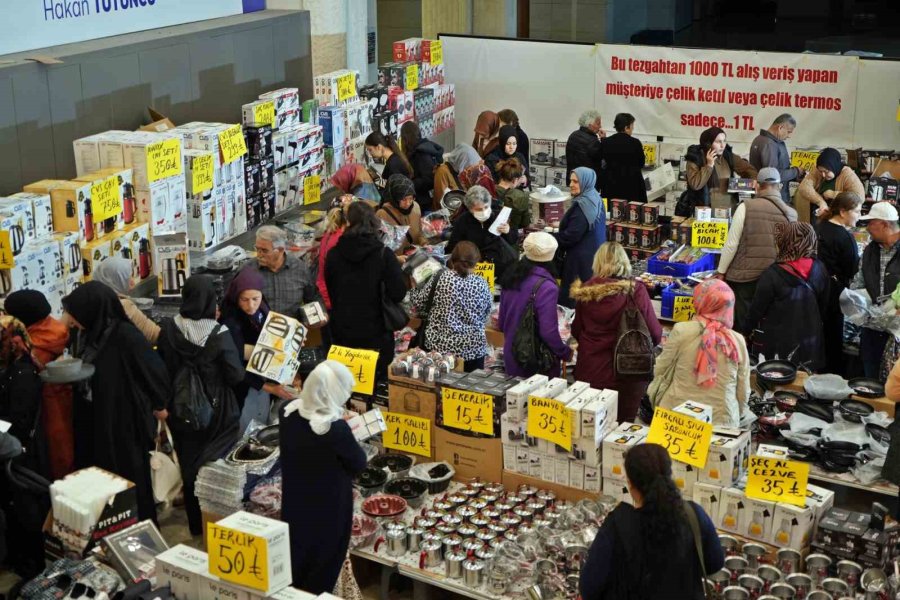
[[858, 201, 899, 222]]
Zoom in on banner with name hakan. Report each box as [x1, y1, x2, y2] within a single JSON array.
[[596, 45, 859, 146]]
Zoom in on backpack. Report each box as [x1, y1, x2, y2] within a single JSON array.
[[170, 324, 222, 432], [511, 279, 557, 374], [614, 284, 655, 379]]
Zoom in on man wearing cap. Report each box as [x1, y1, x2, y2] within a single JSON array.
[[749, 114, 805, 206], [857, 201, 900, 377], [716, 167, 798, 330]]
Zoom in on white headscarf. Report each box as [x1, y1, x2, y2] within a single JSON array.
[[93, 257, 133, 295], [283, 360, 355, 435]]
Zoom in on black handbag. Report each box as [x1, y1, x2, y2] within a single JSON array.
[[381, 249, 409, 331], [511, 279, 556, 373], [412, 268, 445, 350]]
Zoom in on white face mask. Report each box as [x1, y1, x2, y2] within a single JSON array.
[[473, 207, 491, 222]]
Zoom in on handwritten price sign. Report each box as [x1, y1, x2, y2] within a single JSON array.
[[219, 124, 248, 164], [428, 41, 443, 65], [691, 220, 728, 249], [0, 231, 13, 268], [207, 522, 270, 591], [146, 138, 183, 183], [90, 176, 123, 222], [192, 153, 214, 194], [790, 150, 821, 173], [328, 345, 379, 395], [474, 262, 495, 293], [527, 396, 572, 451], [746, 456, 809, 507], [384, 411, 431, 457], [673, 295, 696, 322], [442, 387, 494, 435], [643, 143, 658, 166], [304, 175, 321, 205], [646, 407, 713, 468], [337, 72, 356, 102], [405, 64, 419, 91], [253, 101, 276, 127]]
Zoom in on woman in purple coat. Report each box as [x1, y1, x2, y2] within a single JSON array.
[[498, 232, 573, 377]]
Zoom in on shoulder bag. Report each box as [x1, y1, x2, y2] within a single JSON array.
[[150, 420, 182, 504], [683, 501, 710, 599], [511, 279, 556, 373], [412, 269, 445, 350], [381, 249, 410, 331]]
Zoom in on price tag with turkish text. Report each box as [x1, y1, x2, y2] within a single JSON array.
[[442, 387, 494, 435], [146, 137, 183, 183], [383, 411, 431, 457], [90, 176, 123, 222], [645, 407, 713, 468], [429, 41, 443, 65], [219, 124, 248, 164], [207, 522, 270, 591], [0, 231, 13, 268], [746, 456, 809, 507], [673, 295, 695, 322], [790, 150, 820, 173], [642, 143, 657, 165], [304, 175, 321, 205], [474, 262, 495, 293], [192, 153, 214, 194], [691, 220, 728, 249], [527, 396, 572, 451], [328, 345, 379, 395], [405, 64, 419, 90], [337, 72, 356, 102], [253, 101, 275, 127]]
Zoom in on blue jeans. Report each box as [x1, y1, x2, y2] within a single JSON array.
[[240, 387, 271, 434], [860, 328, 889, 380]]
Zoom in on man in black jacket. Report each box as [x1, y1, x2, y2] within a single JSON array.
[[565, 110, 605, 191], [858, 201, 900, 378], [600, 113, 646, 202]]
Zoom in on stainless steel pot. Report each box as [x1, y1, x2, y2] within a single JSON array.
[[757, 564, 782, 589], [462, 537, 485, 553], [706, 568, 731, 598], [485, 483, 505, 495], [776, 548, 802, 575], [419, 539, 443, 569], [742, 543, 767, 570], [517, 484, 538, 497], [457, 522, 478, 537], [835, 560, 862, 591], [481, 492, 500, 503], [724, 556, 749, 582], [445, 549, 466, 579], [456, 505, 477, 520], [804, 591, 832, 600], [784, 573, 811, 598], [414, 516, 436, 530], [507, 494, 526, 505], [470, 514, 490, 528], [482, 506, 502, 519], [806, 554, 833, 587], [435, 522, 458, 536], [822, 577, 850, 597], [768, 582, 796, 599], [861, 567, 888, 598], [494, 500, 515, 512], [536, 490, 556, 503], [374, 527, 407, 557], [721, 586, 750, 600], [406, 525, 425, 552], [718, 534, 739, 556], [463, 558, 486, 588], [442, 534, 462, 556], [468, 498, 488, 511], [487, 521, 508, 535], [564, 544, 589, 571], [501, 513, 523, 528], [737, 574, 764, 595], [476, 528, 497, 544], [527, 499, 546, 514]]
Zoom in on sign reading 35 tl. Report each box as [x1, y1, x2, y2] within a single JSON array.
[[2, 0, 245, 55]]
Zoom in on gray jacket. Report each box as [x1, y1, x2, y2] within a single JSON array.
[[749, 129, 800, 205]]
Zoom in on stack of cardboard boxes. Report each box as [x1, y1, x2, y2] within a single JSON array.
[[814, 505, 900, 569], [313, 70, 375, 181], [528, 138, 568, 189], [607, 197, 663, 262]]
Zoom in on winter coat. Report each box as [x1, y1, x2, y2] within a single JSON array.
[[648, 320, 750, 428], [446, 202, 519, 278], [555, 201, 606, 308], [600, 132, 646, 202], [408, 139, 444, 211], [679, 144, 757, 217], [565, 127, 603, 190], [316, 228, 343, 310], [376, 201, 427, 252], [861, 239, 900, 303], [724, 190, 797, 283], [795, 166, 865, 223], [498, 266, 572, 378], [744, 260, 830, 370], [496, 186, 532, 231], [749, 129, 801, 205], [28, 316, 73, 480]]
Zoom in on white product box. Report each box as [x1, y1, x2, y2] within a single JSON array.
[[756, 443, 791, 460], [201, 577, 251, 600], [64, 272, 82, 295], [584, 465, 601, 493], [80, 237, 111, 282], [553, 140, 567, 168], [123, 132, 184, 190], [771, 502, 815, 548], [154, 233, 190, 298], [246, 312, 306, 385], [673, 400, 712, 424], [601, 429, 646, 480], [156, 544, 209, 600], [72, 133, 105, 176], [546, 167, 567, 188], [125, 222, 152, 281], [700, 429, 751, 487], [692, 482, 722, 521], [570, 461, 585, 489], [10, 192, 53, 240], [107, 227, 134, 262], [805, 483, 836, 524], [529, 165, 547, 188], [540, 452, 554, 483], [717, 486, 745, 533], [500, 413, 527, 445], [0, 197, 36, 241], [502, 444, 517, 471], [210, 511, 292, 595], [506, 374, 548, 421], [242, 100, 275, 128], [527, 449, 543, 479], [741, 496, 776, 543], [53, 231, 81, 278], [137, 179, 174, 232], [515, 446, 530, 473], [671, 461, 698, 498], [98, 131, 134, 170], [250, 587, 317, 600], [188, 196, 218, 250], [45, 279, 66, 317], [556, 380, 590, 412], [553, 457, 570, 487], [184, 149, 216, 196], [645, 162, 677, 201], [260, 87, 301, 115], [530, 138, 554, 166], [602, 477, 630, 504], [614, 422, 650, 437]]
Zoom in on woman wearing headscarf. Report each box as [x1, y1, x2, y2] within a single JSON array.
[[330, 163, 381, 205], [317, 202, 350, 310], [4, 290, 72, 479], [400, 121, 444, 213], [498, 109, 530, 170], [796, 147, 865, 224], [745, 222, 829, 371], [485, 125, 530, 187], [93, 256, 161, 343], [458, 162, 498, 198], [554, 167, 607, 308], [433, 143, 480, 209], [375, 174, 427, 256], [62, 282, 170, 522], [280, 360, 367, 594], [156, 275, 244, 535], [445, 143, 482, 177], [678, 127, 757, 217], [472, 110, 500, 157], [649, 279, 750, 427]]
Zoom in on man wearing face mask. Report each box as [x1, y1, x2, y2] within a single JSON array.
[[446, 185, 519, 278], [376, 174, 428, 259]]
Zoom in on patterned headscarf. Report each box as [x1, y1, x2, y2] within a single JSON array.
[[775, 222, 817, 262], [692, 279, 739, 388], [331, 164, 372, 195], [0, 315, 32, 368], [458, 164, 497, 197], [472, 111, 499, 156]]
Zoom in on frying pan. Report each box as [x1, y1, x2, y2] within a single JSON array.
[[839, 399, 875, 423], [773, 390, 802, 413], [794, 398, 834, 423], [848, 377, 885, 399], [755, 360, 797, 391], [866, 423, 891, 445]]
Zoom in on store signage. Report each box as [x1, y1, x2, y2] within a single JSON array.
[[253, 101, 276, 128], [746, 456, 809, 507], [192, 154, 214, 194], [337, 72, 356, 102], [691, 221, 728, 249], [383, 411, 431, 457], [207, 521, 270, 591], [429, 41, 443, 65], [474, 261, 494, 293], [327, 345, 378, 395], [527, 396, 572, 451], [442, 387, 494, 435], [0, 232, 13, 268], [146, 138, 183, 183], [90, 175, 122, 222], [790, 150, 821, 172], [2, 1, 245, 55], [219, 125, 248, 164], [303, 175, 321, 205], [646, 407, 713, 468], [672, 295, 695, 322], [642, 143, 657, 165], [405, 64, 419, 90]]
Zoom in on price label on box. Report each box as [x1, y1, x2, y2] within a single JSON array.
[[527, 396, 572, 451], [645, 407, 713, 468], [429, 41, 443, 65], [146, 138, 183, 183], [337, 72, 356, 102], [442, 387, 494, 435], [0, 231, 13, 268], [303, 175, 321, 205], [328, 345, 378, 395], [90, 176, 123, 222], [474, 262, 494, 293], [253, 101, 275, 127], [219, 124, 248, 164], [790, 150, 821, 172], [746, 456, 809, 507], [384, 411, 431, 457], [207, 522, 270, 591], [192, 154, 214, 194], [643, 143, 657, 165], [673, 295, 695, 322], [691, 220, 728, 249], [405, 64, 419, 90]]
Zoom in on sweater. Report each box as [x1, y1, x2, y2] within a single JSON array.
[[722, 190, 797, 283], [795, 166, 865, 223]]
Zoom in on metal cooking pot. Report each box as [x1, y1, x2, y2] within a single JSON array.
[[776, 548, 802, 575], [564, 544, 589, 571], [442, 534, 462, 555], [463, 558, 486, 588], [861, 567, 888, 595], [476, 528, 497, 543], [485, 482, 505, 495], [507, 493, 526, 505], [456, 505, 478, 519], [445, 549, 467, 579], [768, 582, 796, 599], [481, 492, 500, 503], [482, 506, 502, 519], [423, 529, 444, 545], [419, 539, 443, 569], [718, 534, 739, 556], [470, 514, 490, 528], [536, 490, 556, 503], [784, 573, 812, 598], [494, 499, 515, 512], [722, 586, 750, 600], [806, 553, 833, 586], [415, 516, 436, 530], [518, 484, 538, 497], [462, 537, 485, 553], [468, 498, 489, 511], [457, 522, 478, 537], [374, 527, 407, 557], [836, 560, 862, 590], [757, 564, 782, 588], [822, 577, 850, 596], [487, 521, 508, 535], [706, 568, 731, 597], [436, 522, 458, 536], [724, 556, 749, 581], [737, 574, 764, 594], [406, 525, 425, 551], [804, 592, 832, 600]]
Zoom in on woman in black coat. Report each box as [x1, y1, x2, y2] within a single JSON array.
[[280, 360, 367, 593], [745, 222, 830, 371], [555, 167, 606, 308], [498, 109, 530, 170], [601, 113, 647, 202], [325, 202, 408, 377], [485, 125, 530, 187], [446, 185, 519, 279], [62, 282, 171, 523], [400, 121, 444, 213], [156, 275, 244, 535]]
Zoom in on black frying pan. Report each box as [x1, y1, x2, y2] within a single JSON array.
[[795, 398, 834, 423], [848, 377, 885, 399], [866, 423, 891, 445], [839, 399, 875, 423]]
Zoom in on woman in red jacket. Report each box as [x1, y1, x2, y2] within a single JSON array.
[[316, 201, 350, 310], [570, 242, 662, 421]]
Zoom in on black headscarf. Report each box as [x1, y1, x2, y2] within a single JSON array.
[[386, 174, 416, 215], [498, 125, 519, 158], [699, 127, 725, 151], [62, 281, 128, 361], [816, 148, 843, 175], [4, 289, 51, 327], [179, 275, 218, 320]]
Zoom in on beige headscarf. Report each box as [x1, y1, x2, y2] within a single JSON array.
[[282, 360, 355, 434]]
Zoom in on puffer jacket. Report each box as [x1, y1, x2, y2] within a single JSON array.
[[28, 316, 73, 479], [408, 139, 445, 211]]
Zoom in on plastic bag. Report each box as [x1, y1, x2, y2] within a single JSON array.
[[421, 209, 451, 238], [841, 287, 900, 336], [379, 220, 410, 251], [822, 420, 870, 447], [788, 412, 832, 434], [804, 373, 854, 400]]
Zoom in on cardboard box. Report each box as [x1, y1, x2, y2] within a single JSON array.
[[209, 511, 292, 595], [772, 502, 815, 548], [73, 133, 106, 176], [601, 428, 646, 480], [805, 483, 836, 525], [393, 38, 422, 62], [505, 374, 548, 421], [741, 496, 776, 543], [249, 588, 316, 600], [434, 425, 502, 482], [156, 545, 209, 600], [553, 140, 567, 168], [700, 430, 751, 487], [693, 482, 722, 521], [584, 465, 600, 493], [716, 486, 744, 533], [671, 462, 699, 498], [53, 231, 81, 278], [154, 233, 189, 297], [570, 460, 585, 489], [246, 312, 306, 385], [672, 400, 713, 424], [528, 449, 543, 478], [8, 192, 53, 240], [80, 238, 111, 282], [188, 195, 219, 250], [530, 139, 554, 166], [553, 456, 571, 486], [124, 222, 152, 281], [201, 577, 251, 600], [602, 477, 630, 504]]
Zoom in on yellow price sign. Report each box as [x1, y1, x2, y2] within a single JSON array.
[[746, 455, 810, 507], [673, 295, 695, 322], [645, 407, 713, 468], [383, 411, 431, 457], [405, 64, 419, 90], [643, 143, 657, 165], [691, 220, 728, 249], [790, 150, 820, 172], [253, 101, 275, 127], [474, 262, 494, 293], [527, 396, 572, 451], [442, 387, 494, 436], [90, 176, 123, 222], [192, 153, 214, 194], [328, 345, 378, 395], [146, 137, 183, 183], [337, 72, 356, 102], [219, 124, 248, 164], [0, 231, 14, 268], [207, 522, 270, 591], [429, 41, 443, 65], [304, 175, 321, 205]]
